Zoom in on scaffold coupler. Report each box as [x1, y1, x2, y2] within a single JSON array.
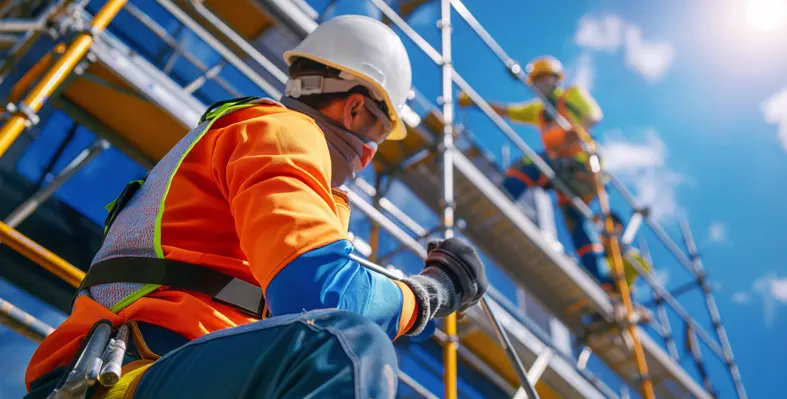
[[48, 320, 130, 399]]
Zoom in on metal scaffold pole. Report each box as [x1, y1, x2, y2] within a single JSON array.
[[680, 221, 748, 399], [0, 297, 55, 343], [436, 3, 540, 398], [639, 237, 680, 362], [438, 1, 458, 397], [3, 139, 110, 229], [0, 0, 127, 158]]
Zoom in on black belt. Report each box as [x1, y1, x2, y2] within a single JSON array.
[[76, 256, 268, 318]]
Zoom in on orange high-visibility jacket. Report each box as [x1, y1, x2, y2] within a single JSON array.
[[26, 99, 418, 388]]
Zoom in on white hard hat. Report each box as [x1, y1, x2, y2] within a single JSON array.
[[283, 15, 412, 141]]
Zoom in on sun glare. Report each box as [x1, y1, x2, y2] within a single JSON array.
[[746, 0, 787, 31]]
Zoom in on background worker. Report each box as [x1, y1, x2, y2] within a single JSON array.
[[25, 15, 488, 399], [457, 55, 607, 287]]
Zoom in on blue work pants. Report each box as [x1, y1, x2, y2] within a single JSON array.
[[133, 309, 398, 399], [26, 309, 399, 399]]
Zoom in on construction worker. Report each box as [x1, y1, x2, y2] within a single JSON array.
[[457, 56, 607, 287], [25, 15, 488, 399]]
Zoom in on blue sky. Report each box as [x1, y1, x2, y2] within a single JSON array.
[[2, 0, 787, 397]]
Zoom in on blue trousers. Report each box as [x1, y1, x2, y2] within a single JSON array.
[[502, 153, 607, 283], [132, 309, 399, 399]]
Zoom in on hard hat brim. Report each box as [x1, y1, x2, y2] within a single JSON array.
[[387, 120, 407, 141], [283, 50, 408, 141]]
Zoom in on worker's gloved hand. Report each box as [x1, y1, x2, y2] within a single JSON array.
[[401, 237, 488, 336], [457, 91, 474, 108]]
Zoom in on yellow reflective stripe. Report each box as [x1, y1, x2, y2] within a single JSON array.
[[205, 101, 240, 121], [109, 284, 160, 313]]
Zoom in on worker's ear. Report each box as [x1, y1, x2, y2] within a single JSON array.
[[341, 93, 366, 130]]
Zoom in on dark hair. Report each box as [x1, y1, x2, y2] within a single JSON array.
[[287, 58, 372, 110]]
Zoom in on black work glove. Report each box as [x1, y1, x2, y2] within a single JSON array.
[[401, 237, 488, 336]]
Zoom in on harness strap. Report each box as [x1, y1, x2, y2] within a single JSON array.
[[77, 257, 267, 319]]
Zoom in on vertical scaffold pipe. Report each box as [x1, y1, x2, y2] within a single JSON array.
[[438, 1, 457, 398], [0, 0, 128, 158]]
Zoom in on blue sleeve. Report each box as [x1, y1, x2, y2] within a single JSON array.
[[265, 240, 406, 340]]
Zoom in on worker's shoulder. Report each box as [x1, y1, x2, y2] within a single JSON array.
[[562, 85, 596, 102], [234, 102, 319, 128], [213, 102, 323, 142]]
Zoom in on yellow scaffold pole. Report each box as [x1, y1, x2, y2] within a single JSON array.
[[0, 0, 128, 157], [0, 221, 85, 288], [592, 165, 656, 399]]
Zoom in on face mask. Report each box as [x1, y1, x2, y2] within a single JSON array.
[[281, 97, 378, 187]]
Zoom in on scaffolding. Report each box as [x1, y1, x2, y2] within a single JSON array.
[[0, 1, 746, 398]]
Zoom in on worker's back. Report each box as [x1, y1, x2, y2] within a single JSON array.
[[25, 100, 350, 388]]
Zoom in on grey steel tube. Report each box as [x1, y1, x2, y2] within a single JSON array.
[[187, 0, 288, 84], [0, 297, 54, 342], [155, 0, 282, 98], [4, 139, 110, 229]]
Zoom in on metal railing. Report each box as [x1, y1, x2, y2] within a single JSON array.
[[361, 0, 745, 397]]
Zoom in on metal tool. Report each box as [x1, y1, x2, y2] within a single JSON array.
[[98, 323, 130, 386], [48, 321, 112, 399]]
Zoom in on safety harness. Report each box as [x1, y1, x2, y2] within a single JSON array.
[[535, 91, 601, 202], [74, 96, 271, 320]]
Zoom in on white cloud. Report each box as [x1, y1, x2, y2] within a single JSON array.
[[754, 274, 787, 326], [575, 15, 625, 52], [761, 87, 787, 151], [575, 15, 675, 82], [732, 292, 751, 304], [571, 52, 594, 91], [600, 130, 686, 222], [772, 278, 787, 301], [623, 25, 676, 83], [708, 222, 727, 243]]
